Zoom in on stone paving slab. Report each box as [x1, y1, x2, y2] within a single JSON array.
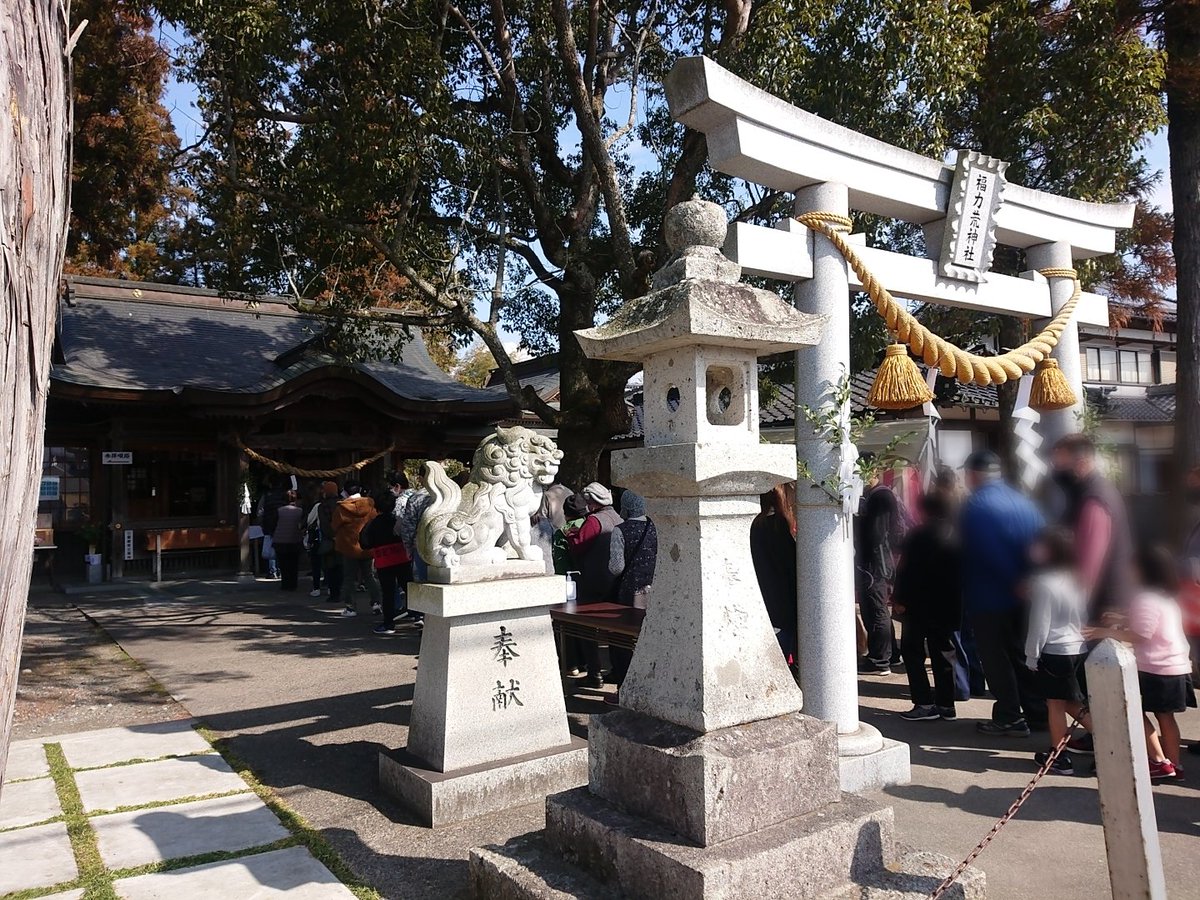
[[113, 845, 357, 899], [40, 890, 85, 900], [0, 774, 62, 829], [4, 738, 50, 783], [57, 719, 210, 769], [0, 820, 78, 894], [93, 792, 290, 870], [75, 754, 248, 814]]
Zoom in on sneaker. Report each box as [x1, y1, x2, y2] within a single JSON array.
[[356, 583, 366, 592], [1066, 734, 1095, 755], [857, 660, 891, 677], [977, 718, 1031, 737], [371, 602, 383, 616], [564, 667, 584, 678], [1150, 759, 1178, 781], [900, 705, 941, 721], [372, 623, 396, 635], [339, 607, 357, 618], [309, 589, 322, 598], [394, 611, 417, 623], [938, 707, 957, 721], [1035, 749, 1074, 775], [586, 673, 606, 689]]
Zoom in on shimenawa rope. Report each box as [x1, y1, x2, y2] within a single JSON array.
[[236, 436, 396, 480], [794, 212, 1081, 388]]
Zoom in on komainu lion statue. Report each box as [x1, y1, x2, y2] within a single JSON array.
[[417, 425, 564, 570]]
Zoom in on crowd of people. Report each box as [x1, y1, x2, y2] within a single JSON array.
[[850, 434, 1199, 782], [251, 432, 1200, 782], [252, 471, 661, 663]]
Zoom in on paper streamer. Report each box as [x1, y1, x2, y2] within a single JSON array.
[[239, 483, 252, 516], [837, 397, 864, 520], [1012, 374, 1046, 491], [918, 367, 941, 490]]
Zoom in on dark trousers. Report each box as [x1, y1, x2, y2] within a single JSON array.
[[608, 647, 633, 685], [377, 562, 412, 623], [275, 543, 301, 590], [901, 619, 956, 708], [323, 552, 343, 603], [969, 608, 1047, 726], [861, 583, 896, 666], [308, 546, 322, 591]]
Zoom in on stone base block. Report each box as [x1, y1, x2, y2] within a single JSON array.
[[589, 709, 839, 846], [472, 838, 984, 900], [379, 738, 587, 828], [839, 737, 911, 793], [534, 786, 895, 900]]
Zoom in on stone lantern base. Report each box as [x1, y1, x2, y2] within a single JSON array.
[[469, 709, 984, 899]]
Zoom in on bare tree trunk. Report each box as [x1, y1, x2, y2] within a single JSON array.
[[0, 0, 72, 792], [1167, 0, 1200, 537]]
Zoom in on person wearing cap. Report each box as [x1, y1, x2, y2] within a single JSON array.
[[961, 449, 1046, 737], [567, 482, 624, 687]]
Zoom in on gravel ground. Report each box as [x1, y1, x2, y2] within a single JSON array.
[[13, 589, 188, 740]]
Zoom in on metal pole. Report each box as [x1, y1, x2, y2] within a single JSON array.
[[155, 532, 162, 584]]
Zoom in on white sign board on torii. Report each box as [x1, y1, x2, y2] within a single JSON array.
[[664, 56, 1134, 792]]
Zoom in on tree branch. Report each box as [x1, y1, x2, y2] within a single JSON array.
[[548, 0, 636, 288]]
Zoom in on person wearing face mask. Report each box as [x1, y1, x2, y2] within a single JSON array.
[[1049, 434, 1134, 622]]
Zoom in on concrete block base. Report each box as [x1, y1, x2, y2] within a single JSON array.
[[839, 737, 912, 793], [589, 709, 839, 846], [379, 738, 588, 828], [543, 786, 895, 900], [472, 834, 984, 900]]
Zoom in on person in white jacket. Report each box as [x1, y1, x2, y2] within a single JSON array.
[[1024, 527, 1094, 775]]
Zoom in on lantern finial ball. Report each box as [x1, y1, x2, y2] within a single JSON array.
[[664, 196, 728, 253]]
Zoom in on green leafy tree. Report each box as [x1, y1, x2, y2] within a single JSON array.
[[66, 0, 190, 279], [454, 343, 499, 388], [156, 0, 767, 483]]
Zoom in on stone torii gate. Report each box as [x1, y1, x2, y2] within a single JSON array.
[[665, 56, 1134, 790]]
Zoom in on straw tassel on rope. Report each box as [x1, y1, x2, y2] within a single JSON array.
[[1028, 358, 1077, 411], [868, 344, 935, 410]]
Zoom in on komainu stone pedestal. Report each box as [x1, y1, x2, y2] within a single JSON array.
[[469, 708, 984, 899], [379, 575, 587, 827]]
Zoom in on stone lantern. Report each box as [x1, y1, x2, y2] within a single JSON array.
[[470, 198, 986, 899], [574, 196, 823, 733]]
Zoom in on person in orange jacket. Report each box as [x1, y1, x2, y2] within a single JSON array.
[[331, 482, 380, 618]]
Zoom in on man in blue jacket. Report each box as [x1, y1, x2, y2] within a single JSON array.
[[961, 450, 1046, 736]]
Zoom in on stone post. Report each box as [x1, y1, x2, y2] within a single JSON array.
[[1085, 640, 1168, 900], [1025, 241, 1084, 444], [793, 184, 910, 791]]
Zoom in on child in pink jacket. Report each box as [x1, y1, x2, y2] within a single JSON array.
[[1086, 545, 1195, 781]]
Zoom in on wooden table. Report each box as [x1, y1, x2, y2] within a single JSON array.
[[550, 601, 644, 652]]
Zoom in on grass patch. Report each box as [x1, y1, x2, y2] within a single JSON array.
[[0, 814, 64, 834], [109, 835, 299, 880], [71, 750, 219, 773], [44, 744, 116, 900], [194, 725, 382, 900], [85, 788, 251, 819]]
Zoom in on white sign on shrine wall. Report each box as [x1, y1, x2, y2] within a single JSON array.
[[940, 150, 1006, 282]]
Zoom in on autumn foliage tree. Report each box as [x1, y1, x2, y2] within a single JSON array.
[[66, 0, 188, 279]]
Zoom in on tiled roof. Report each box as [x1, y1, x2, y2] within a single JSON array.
[[1086, 386, 1175, 423], [54, 276, 513, 411]]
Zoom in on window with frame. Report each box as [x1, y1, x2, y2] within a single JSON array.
[[1085, 347, 1153, 385], [41, 446, 91, 527], [126, 446, 218, 520]]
